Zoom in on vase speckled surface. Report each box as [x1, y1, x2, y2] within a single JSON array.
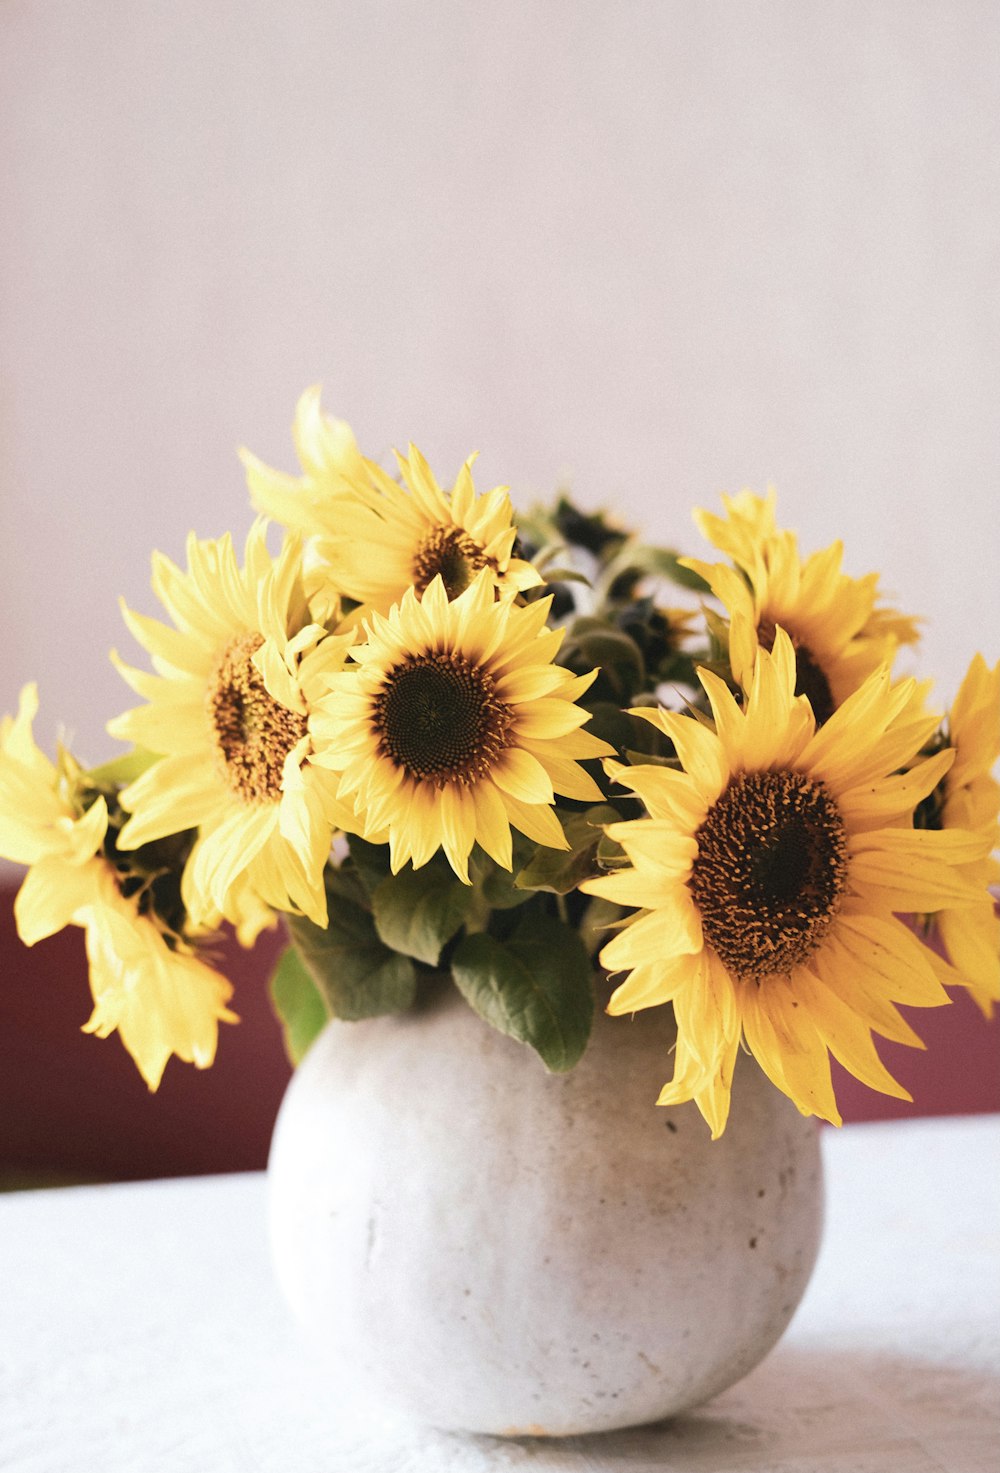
[[267, 982, 823, 1437]]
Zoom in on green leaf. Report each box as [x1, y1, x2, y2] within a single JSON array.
[[287, 871, 417, 1020], [618, 545, 711, 593], [451, 911, 594, 1072], [596, 830, 629, 869], [624, 748, 678, 768], [578, 896, 629, 959], [582, 701, 676, 760], [345, 835, 393, 897], [269, 946, 331, 1065], [564, 620, 646, 697], [581, 700, 640, 752], [527, 538, 569, 570], [467, 845, 536, 911], [86, 747, 158, 789], [372, 863, 476, 966], [514, 804, 621, 894], [536, 566, 593, 587], [655, 649, 704, 688], [553, 497, 629, 556], [704, 607, 732, 660]]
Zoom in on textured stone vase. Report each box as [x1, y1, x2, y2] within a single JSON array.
[[267, 981, 823, 1437]]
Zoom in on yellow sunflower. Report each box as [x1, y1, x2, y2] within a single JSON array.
[[108, 523, 359, 934], [925, 654, 1000, 1015], [239, 386, 371, 626], [0, 685, 235, 1090], [581, 631, 988, 1136], [239, 385, 369, 531], [313, 570, 614, 882], [79, 886, 237, 1091], [244, 387, 541, 614], [683, 490, 920, 724]]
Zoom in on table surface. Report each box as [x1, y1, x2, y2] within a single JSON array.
[[1, 1115, 998, 1473]]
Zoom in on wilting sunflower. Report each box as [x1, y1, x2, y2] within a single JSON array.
[[0, 685, 235, 1090], [923, 654, 1000, 1015], [582, 631, 988, 1136], [246, 388, 541, 614], [108, 523, 358, 933], [683, 490, 920, 724], [79, 886, 237, 1091], [314, 571, 614, 881]]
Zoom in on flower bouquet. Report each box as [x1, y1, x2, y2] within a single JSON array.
[[3, 386, 996, 1120], [2, 387, 997, 1432]]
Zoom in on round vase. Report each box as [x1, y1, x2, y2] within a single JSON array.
[[267, 981, 823, 1437]]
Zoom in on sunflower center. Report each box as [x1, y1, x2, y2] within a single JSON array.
[[690, 769, 848, 983], [372, 651, 513, 786], [413, 526, 492, 598], [757, 620, 835, 726], [207, 633, 308, 801]]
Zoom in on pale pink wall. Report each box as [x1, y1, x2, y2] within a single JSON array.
[[2, 2, 998, 766]]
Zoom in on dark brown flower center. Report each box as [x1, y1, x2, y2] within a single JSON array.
[[208, 633, 308, 801], [413, 526, 492, 598], [690, 769, 848, 983], [757, 620, 835, 726], [371, 651, 513, 786]]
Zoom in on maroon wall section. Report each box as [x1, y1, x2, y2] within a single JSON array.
[[0, 886, 291, 1181], [829, 984, 1000, 1123], [1, 881, 998, 1182]]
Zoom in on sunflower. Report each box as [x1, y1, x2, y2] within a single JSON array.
[[314, 571, 614, 882], [79, 885, 237, 1091], [108, 523, 359, 933], [581, 631, 988, 1136], [0, 685, 235, 1090], [245, 387, 541, 614], [239, 385, 369, 533], [239, 386, 371, 627], [923, 654, 1000, 1015], [683, 490, 920, 724]]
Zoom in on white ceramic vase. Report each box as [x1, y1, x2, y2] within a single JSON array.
[[267, 981, 823, 1437]]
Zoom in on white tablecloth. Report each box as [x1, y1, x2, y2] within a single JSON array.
[[2, 1116, 998, 1472]]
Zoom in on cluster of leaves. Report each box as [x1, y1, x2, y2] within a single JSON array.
[[270, 497, 712, 1074]]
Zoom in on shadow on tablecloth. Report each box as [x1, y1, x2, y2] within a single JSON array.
[[421, 1343, 1000, 1473]]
